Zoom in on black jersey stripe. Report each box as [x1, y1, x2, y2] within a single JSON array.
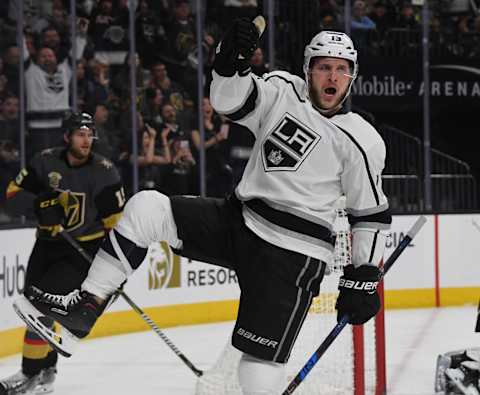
[[332, 124, 380, 205], [244, 198, 334, 246], [348, 208, 392, 226], [225, 79, 258, 121], [264, 74, 305, 103], [368, 230, 380, 263], [112, 229, 148, 270]]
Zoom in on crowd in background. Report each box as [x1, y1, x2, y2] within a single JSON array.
[[0, 0, 479, 222]]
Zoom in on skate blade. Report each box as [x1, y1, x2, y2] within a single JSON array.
[[13, 297, 78, 358]]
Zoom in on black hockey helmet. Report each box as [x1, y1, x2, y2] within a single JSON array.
[[62, 111, 96, 138]]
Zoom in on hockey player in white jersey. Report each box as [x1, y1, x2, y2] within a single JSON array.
[[13, 18, 391, 395]]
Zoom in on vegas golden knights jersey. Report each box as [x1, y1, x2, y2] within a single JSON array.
[[7, 147, 125, 241], [210, 70, 391, 266]]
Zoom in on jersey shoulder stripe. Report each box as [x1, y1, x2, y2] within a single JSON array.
[[263, 71, 306, 103], [226, 79, 259, 121]]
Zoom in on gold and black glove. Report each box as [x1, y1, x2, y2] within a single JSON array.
[[33, 191, 67, 236]]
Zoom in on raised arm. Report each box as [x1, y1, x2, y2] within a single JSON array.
[[209, 18, 277, 136]]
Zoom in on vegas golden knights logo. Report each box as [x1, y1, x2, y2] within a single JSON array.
[[48, 172, 62, 189], [63, 192, 86, 231], [148, 241, 181, 289]]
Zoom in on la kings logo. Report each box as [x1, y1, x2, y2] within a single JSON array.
[[262, 113, 320, 171]]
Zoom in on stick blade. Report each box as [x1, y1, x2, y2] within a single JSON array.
[[253, 15, 266, 36]]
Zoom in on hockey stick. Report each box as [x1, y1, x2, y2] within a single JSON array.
[[282, 216, 427, 395], [58, 228, 204, 377], [475, 299, 480, 332]]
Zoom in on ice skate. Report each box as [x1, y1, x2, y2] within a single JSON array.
[[13, 287, 101, 358]]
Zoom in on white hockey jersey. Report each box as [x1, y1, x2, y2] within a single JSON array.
[[25, 60, 71, 130], [210, 70, 391, 266]]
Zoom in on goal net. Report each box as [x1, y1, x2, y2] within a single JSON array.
[[196, 199, 386, 395]]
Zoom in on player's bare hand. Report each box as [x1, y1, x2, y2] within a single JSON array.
[[161, 127, 171, 140], [146, 124, 157, 138], [217, 124, 229, 141]]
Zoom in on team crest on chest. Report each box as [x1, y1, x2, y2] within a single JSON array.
[[63, 192, 86, 231], [262, 113, 320, 171]]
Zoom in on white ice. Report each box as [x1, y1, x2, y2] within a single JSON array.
[[0, 305, 478, 395]]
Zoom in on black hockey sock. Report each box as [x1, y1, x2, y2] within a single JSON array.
[[101, 229, 148, 271], [22, 319, 54, 376]]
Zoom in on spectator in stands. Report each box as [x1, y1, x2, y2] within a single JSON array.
[[191, 98, 232, 197], [456, 15, 472, 33], [0, 94, 20, 222], [165, 0, 199, 98], [2, 45, 21, 96], [75, 16, 94, 61], [369, 1, 394, 35], [76, 58, 94, 112], [25, 46, 71, 155], [137, 123, 171, 190], [39, 25, 70, 63], [167, 0, 196, 67], [135, 0, 168, 69], [89, 57, 111, 107], [88, 0, 129, 65], [160, 103, 184, 144], [351, 0, 377, 51], [29, 1, 68, 35], [352, 0, 377, 30], [319, 11, 341, 31], [0, 58, 7, 99], [50, 2, 70, 36], [148, 61, 193, 129], [89, 0, 115, 48], [25, 31, 37, 60], [160, 103, 196, 195], [396, 2, 419, 29], [165, 132, 196, 195], [141, 87, 165, 133], [93, 103, 120, 160], [250, 47, 268, 76], [0, 94, 20, 146], [111, 52, 149, 104]]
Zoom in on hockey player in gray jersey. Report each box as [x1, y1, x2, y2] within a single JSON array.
[[1, 112, 124, 395], [13, 19, 391, 395]]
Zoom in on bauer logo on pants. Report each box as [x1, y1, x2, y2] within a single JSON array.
[[147, 241, 181, 289], [262, 113, 320, 172], [236, 327, 278, 348]]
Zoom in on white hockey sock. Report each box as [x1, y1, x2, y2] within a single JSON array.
[[81, 191, 182, 300], [82, 249, 127, 300], [238, 353, 285, 395]]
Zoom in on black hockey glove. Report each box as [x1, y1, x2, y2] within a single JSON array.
[[335, 264, 381, 325], [213, 18, 260, 77], [33, 191, 67, 236]]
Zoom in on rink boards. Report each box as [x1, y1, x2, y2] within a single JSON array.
[[1, 214, 479, 357]]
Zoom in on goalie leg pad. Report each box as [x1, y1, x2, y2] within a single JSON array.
[[237, 353, 285, 395]]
